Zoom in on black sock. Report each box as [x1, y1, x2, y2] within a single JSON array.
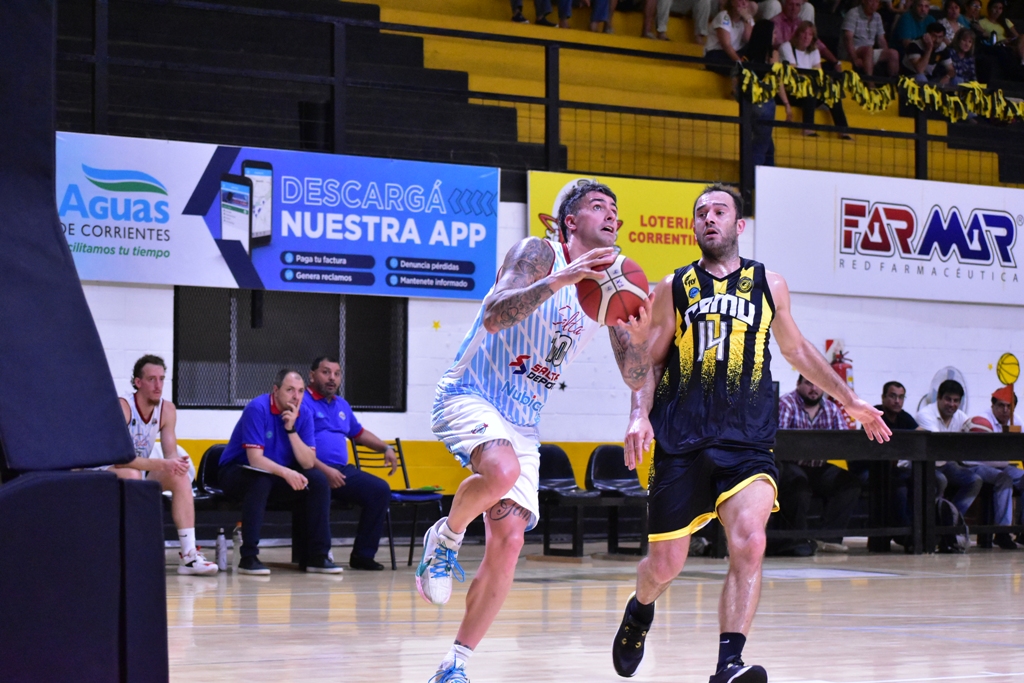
[[717, 632, 746, 670], [628, 596, 655, 624]]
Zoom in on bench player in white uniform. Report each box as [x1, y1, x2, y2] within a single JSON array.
[[419, 181, 653, 683], [112, 355, 217, 575]]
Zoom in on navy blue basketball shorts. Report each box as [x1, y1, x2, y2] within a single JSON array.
[[647, 444, 780, 543]]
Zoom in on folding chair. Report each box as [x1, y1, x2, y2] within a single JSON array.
[[350, 437, 443, 570]]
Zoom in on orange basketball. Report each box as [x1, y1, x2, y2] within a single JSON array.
[[576, 254, 650, 325], [963, 416, 995, 433]]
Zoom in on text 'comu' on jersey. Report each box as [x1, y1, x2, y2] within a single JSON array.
[[650, 258, 778, 454], [435, 239, 601, 428]]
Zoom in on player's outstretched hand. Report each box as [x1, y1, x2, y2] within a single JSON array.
[[614, 289, 655, 343], [555, 246, 618, 287], [846, 399, 892, 443], [624, 412, 655, 470]]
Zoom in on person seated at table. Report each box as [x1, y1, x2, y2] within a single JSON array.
[[772, 375, 861, 556], [915, 379, 983, 536], [963, 385, 1023, 549], [218, 369, 342, 575], [303, 355, 398, 570]]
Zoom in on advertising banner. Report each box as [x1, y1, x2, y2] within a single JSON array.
[[755, 167, 1022, 307], [527, 171, 707, 282], [56, 132, 500, 299]]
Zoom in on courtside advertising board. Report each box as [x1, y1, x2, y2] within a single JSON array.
[[56, 132, 500, 300], [755, 167, 1023, 307], [527, 171, 707, 283]]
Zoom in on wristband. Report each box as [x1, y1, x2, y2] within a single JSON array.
[[285, 427, 296, 434]]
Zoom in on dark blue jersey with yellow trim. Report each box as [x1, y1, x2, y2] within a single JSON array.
[[650, 258, 777, 455]]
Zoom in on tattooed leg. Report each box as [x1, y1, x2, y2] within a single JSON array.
[[455, 499, 531, 649], [446, 439, 521, 534]]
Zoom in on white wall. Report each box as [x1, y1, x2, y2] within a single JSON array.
[[81, 203, 1023, 445]]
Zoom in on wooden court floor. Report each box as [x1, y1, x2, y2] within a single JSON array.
[[165, 541, 1024, 682]]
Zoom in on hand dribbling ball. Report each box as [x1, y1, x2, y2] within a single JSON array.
[[576, 254, 649, 325]]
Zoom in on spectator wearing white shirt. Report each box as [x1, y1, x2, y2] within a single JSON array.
[[705, 0, 757, 63], [779, 21, 852, 138], [915, 379, 983, 519]]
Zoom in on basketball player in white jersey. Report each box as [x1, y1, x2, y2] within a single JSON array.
[[112, 355, 218, 575], [419, 181, 653, 683]]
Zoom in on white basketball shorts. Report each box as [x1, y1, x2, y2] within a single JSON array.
[[431, 392, 541, 531]]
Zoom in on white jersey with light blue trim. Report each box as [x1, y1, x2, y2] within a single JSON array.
[[435, 239, 602, 427]]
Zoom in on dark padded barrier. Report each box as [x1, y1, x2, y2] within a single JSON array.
[[121, 479, 169, 683], [0, 472, 122, 681], [0, 0, 134, 471], [0, 472, 169, 682]]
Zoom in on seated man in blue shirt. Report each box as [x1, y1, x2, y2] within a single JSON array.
[[219, 369, 342, 575], [304, 356, 398, 571]]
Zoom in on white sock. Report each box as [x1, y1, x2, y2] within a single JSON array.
[[441, 642, 473, 670], [178, 528, 197, 558], [438, 519, 465, 550]]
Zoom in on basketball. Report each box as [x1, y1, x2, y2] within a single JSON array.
[[996, 353, 1019, 385], [963, 416, 995, 433], [576, 254, 650, 325]]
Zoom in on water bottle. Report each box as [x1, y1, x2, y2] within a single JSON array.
[[231, 522, 243, 573], [216, 528, 228, 571]]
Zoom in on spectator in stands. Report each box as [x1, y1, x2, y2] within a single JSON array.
[[303, 356, 397, 571], [511, 0, 569, 26], [914, 378, 983, 521], [964, 0, 984, 34], [705, 0, 757, 62], [977, 0, 1024, 78], [757, 0, 814, 23], [218, 369, 342, 575], [950, 27, 978, 82], [772, 375, 862, 556], [840, 0, 901, 76], [644, 0, 721, 42], [772, 0, 840, 66], [743, 19, 789, 166], [938, 0, 971, 43], [109, 355, 218, 576], [902, 21, 955, 83], [894, 0, 938, 51], [779, 21, 853, 137]]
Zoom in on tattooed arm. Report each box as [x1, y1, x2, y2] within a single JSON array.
[[482, 237, 616, 333], [621, 274, 675, 469], [608, 290, 657, 391]]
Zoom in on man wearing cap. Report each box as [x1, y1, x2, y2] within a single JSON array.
[[964, 386, 1024, 548]]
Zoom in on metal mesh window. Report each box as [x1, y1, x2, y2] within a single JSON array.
[[173, 287, 406, 411]]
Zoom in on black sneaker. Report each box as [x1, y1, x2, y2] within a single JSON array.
[[994, 533, 1019, 550], [709, 656, 767, 683], [350, 554, 385, 571], [306, 555, 344, 574], [612, 592, 652, 677], [536, 14, 557, 26], [511, 11, 529, 23], [237, 556, 271, 575]]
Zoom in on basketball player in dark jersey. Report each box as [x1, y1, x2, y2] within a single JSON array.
[[609, 184, 891, 683]]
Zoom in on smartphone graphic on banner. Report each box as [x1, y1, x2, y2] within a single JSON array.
[[242, 160, 273, 248], [220, 173, 253, 254]]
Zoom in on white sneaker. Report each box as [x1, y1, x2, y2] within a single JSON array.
[[178, 548, 219, 575], [415, 520, 465, 605]]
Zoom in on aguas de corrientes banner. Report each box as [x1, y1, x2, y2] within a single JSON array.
[[56, 132, 500, 300], [755, 167, 1022, 307], [527, 171, 707, 283]]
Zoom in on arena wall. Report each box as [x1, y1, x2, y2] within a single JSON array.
[[82, 201, 1024, 490]]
